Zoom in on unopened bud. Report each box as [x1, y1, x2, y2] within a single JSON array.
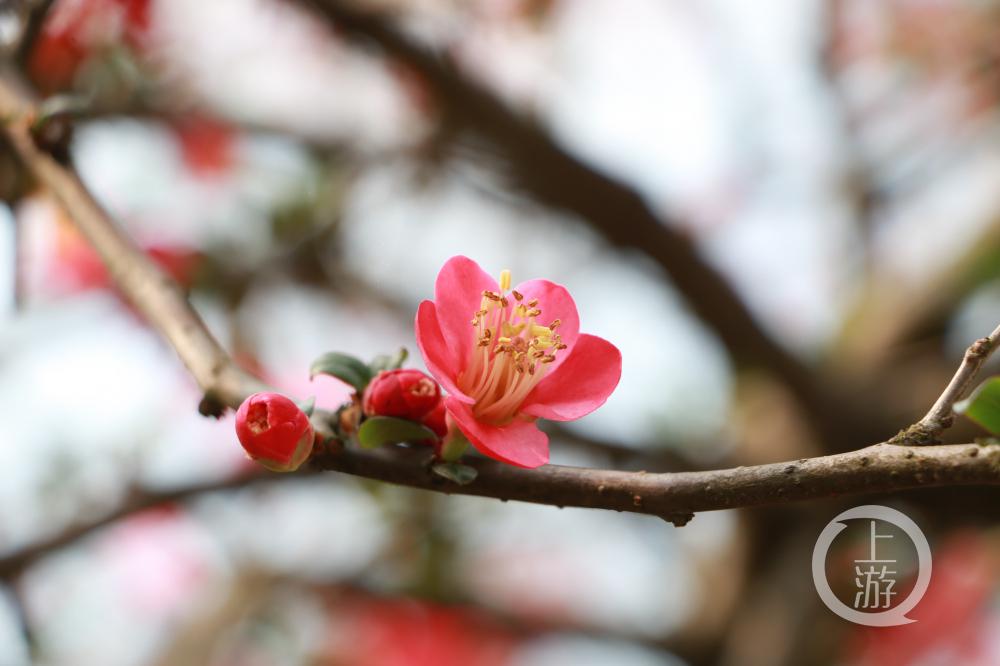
[[362, 369, 441, 421], [235, 392, 314, 472]]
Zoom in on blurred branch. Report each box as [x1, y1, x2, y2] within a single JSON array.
[[0, 76, 266, 409], [0, 471, 275, 581], [13, 0, 57, 71], [290, 0, 885, 452], [0, 74, 998, 538], [2, 584, 37, 662]]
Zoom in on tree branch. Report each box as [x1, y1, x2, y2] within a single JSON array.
[[13, 0, 58, 72], [310, 440, 1000, 526], [0, 77, 266, 408]]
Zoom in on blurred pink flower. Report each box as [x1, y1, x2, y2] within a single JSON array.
[[102, 506, 209, 615], [322, 596, 515, 666], [415, 256, 621, 468]]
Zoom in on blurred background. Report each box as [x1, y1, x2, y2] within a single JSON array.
[[1, 0, 1000, 664]]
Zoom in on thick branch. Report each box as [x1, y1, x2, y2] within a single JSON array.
[[291, 0, 884, 451], [309, 441, 1000, 526]]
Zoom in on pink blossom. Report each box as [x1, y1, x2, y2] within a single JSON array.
[[415, 256, 621, 468]]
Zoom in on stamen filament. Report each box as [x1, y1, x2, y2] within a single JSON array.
[[456, 270, 569, 425]]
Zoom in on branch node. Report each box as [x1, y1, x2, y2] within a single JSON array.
[[888, 423, 942, 446], [198, 392, 227, 419], [660, 511, 694, 527]]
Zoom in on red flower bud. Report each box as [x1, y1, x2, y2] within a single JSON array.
[[362, 369, 441, 421], [235, 392, 314, 472], [421, 400, 448, 439]]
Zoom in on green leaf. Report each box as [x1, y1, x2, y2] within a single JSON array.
[[310, 352, 373, 393], [370, 347, 409, 374], [296, 396, 316, 417], [955, 377, 1000, 434], [431, 462, 478, 485], [357, 416, 437, 449]]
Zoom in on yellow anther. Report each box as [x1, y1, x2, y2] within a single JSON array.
[[499, 269, 511, 292], [527, 309, 542, 318], [530, 324, 552, 339]]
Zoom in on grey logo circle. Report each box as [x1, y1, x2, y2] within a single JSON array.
[[811, 505, 932, 626]]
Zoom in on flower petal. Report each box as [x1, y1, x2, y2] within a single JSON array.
[[434, 256, 498, 367], [415, 301, 475, 404], [512, 278, 580, 375], [445, 396, 549, 468], [521, 334, 622, 421]]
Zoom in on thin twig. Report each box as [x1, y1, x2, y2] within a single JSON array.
[[0, 471, 278, 580], [899, 323, 1000, 443]]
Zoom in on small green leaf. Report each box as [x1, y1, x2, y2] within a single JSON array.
[[955, 377, 1000, 434], [370, 347, 409, 374], [296, 396, 316, 417], [357, 416, 437, 449], [310, 352, 373, 393], [431, 462, 478, 485]]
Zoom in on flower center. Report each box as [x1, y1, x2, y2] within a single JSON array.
[[457, 269, 568, 425]]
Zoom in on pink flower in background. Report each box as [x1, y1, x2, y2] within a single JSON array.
[[322, 596, 515, 666], [415, 256, 621, 468]]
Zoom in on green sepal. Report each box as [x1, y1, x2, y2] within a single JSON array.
[[369, 347, 409, 374], [431, 462, 478, 485], [310, 352, 373, 393], [357, 416, 437, 449]]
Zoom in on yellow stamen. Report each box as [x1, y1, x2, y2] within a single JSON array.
[[499, 269, 511, 292], [456, 268, 570, 426]]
